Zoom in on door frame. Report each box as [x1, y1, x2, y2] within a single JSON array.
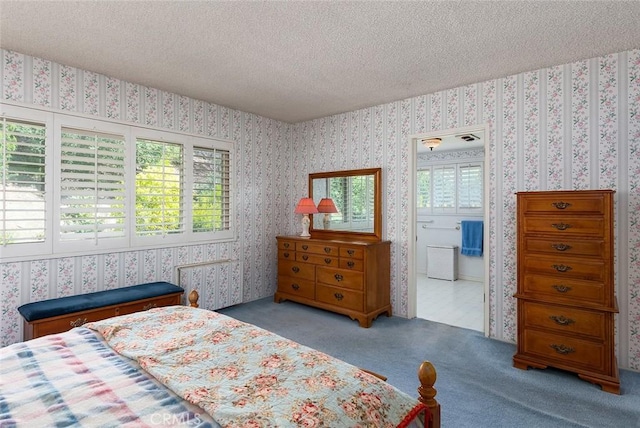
[[407, 124, 490, 335]]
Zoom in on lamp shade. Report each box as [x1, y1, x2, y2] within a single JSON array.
[[294, 197, 319, 214], [316, 198, 338, 213]]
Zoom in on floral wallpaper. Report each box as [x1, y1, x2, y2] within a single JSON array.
[[1, 48, 639, 371]]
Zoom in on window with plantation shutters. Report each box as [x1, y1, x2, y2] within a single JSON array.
[[418, 161, 483, 215], [59, 127, 126, 244], [135, 138, 184, 237], [1, 105, 235, 262], [192, 146, 230, 233], [432, 165, 456, 211], [1, 116, 47, 246], [458, 163, 483, 212]]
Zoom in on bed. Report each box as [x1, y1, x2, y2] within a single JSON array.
[[0, 302, 440, 428]]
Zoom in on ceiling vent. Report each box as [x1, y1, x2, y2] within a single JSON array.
[[455, 133, 480, 142]]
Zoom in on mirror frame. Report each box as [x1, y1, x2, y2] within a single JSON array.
[[309, 167, 382, 242]]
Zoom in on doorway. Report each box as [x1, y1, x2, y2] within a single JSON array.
[[407, 125, 490, 335]]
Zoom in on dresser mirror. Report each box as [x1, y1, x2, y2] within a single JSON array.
[[309, 167, 382, 242]]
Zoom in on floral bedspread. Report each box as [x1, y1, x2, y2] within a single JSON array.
[[86, 306, 427, 428]]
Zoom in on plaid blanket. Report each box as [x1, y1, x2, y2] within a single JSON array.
[[0, 327, 217, 427]]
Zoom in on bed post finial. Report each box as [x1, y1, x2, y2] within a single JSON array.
[[188, 289, 199, 308], [418, 361, 441, 428]]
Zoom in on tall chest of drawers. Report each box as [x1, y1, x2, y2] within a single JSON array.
[[513, 190, 619, 394], [275, 236, 391, 327]]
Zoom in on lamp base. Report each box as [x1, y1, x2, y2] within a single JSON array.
[[300, 214, 311, 237]]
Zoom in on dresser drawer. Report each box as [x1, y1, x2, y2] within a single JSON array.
[[278, 259, 315, 279], [339, 258, 364, 271], [316, 267, 363, 290], [339, 246, 364, 259], [278, 240, 296, 251], [297, 252, 337, 267], [519, 194, 606, 215], [523, 237, 605, 257], [277, 276, 315, 300], [521, 301, 605, 341], [521, 329, 606, 373], [522, 275, 606, 306], [278, 249, 295, 261], [316, 284, 363, 311], [522, 216, 605, 237], [523, 255, 606, 282], [296, 242, 339, 256]]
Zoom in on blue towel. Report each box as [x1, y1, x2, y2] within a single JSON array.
[[461, 220, 483, 256]]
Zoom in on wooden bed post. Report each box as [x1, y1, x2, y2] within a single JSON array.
[[418, 361, 441, 428], [188, 290, 199, 308]]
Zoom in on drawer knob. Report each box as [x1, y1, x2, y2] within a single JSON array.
[[143, 303, 157, 311], [347, 261, 355, 268], [334, 293, 344, 301], [291, 283, 300, 291], [292, 266, 300, 273], [284, 243, 290, 248], [324, 258, 332, 264], [347, 249, 355, 256], [302, 245, 308, 250], [70, 317, 87, 328], [324, 247, 332, 254], [283, 252, 290, 258], [552, 284, 572, 293], [551, 223, 571, 231], [334, 274, 344, 282], [552, 264, 572, 273], [550, 344, 575, 355], [302, 255, 309, 261], [551, 201, 572, 210], [549, 315, 575, 326], [551, 243, 572, 251]]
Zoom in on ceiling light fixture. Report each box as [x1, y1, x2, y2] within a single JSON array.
[[421, 137, 442, 151]]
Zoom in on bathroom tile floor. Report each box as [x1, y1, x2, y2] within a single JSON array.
[[416, 274, 484, 332]]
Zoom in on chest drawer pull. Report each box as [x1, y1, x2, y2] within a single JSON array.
[[70, 317, 87, 328], [347, 249, 355, 256], [334, 293, 344, 301], [551, 243, 572, 251], [302, 255, 309, 261], [324, 247, 332, 254], [324, 258, 332, 264], [292, 266, 300, 273], [291, 283, 300, 291], [551, 223, 571, 230], [302, 245, 308, 251], [552, 264, 572, 272], [283, 242, 291, 249], [347, 261, 355, 268], [550, 344, 575, 355], [283, 252, 291, 258], [552, 284, 572, 293], [549, 315, 575, 326], [551, 201, 572, 209], [143, 303, 157, 311], [334, 274, 344, 282]]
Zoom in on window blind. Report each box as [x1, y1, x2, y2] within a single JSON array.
[[1, 117, 47, 245], [458, 163, 483, 209], [417, 169, 431, 209], [432, 166, 456, 209], [192, 146, 230, 233], [59, 127, 126, 243]]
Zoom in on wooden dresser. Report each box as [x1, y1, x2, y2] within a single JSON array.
[[275, 236, 391, 327], [513, 190, 619, 394]]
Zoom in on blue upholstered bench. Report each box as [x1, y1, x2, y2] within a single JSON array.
[[19, 282, 184, 340]]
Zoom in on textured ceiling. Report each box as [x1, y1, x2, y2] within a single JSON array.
[[1, 1, 639, 123]]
